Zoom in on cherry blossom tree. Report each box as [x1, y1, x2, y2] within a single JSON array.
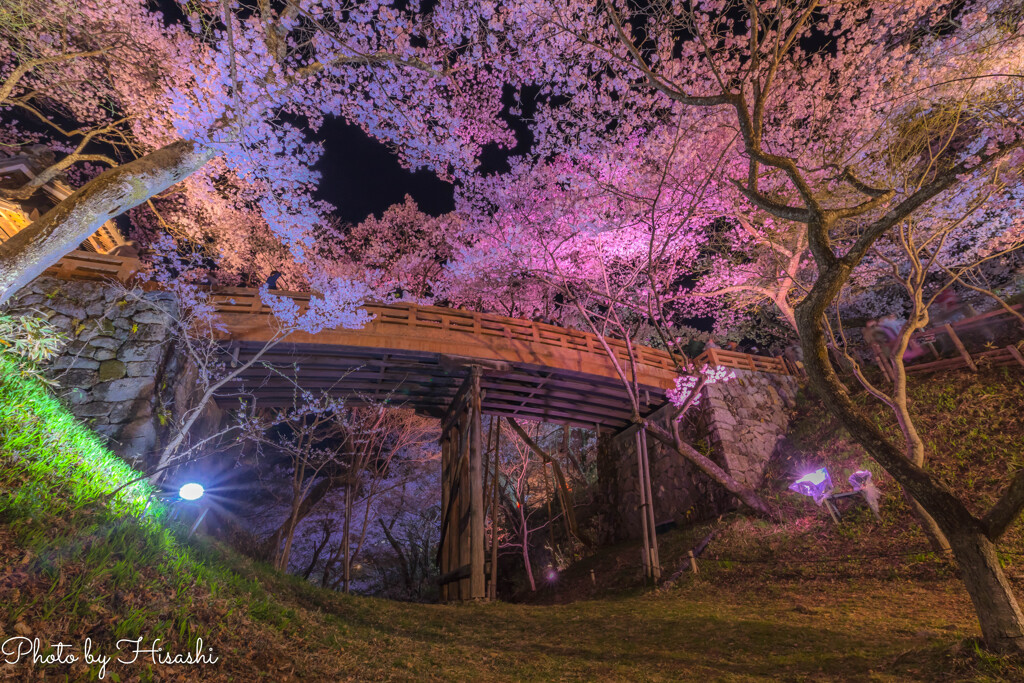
[[495, 419, 550, 592], [336, 195, 463, 301], [364, 455, 442, 599], [0, 0, 514, 307], [105, 238, 373, 480], [486, 0, 1024, 651], [242, 392, 434, 578], [452, 148, 777, 518]]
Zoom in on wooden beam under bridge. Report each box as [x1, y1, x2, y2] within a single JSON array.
[[437, 367, 487, 601]]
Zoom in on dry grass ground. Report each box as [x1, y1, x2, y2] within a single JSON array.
[[3, 358, 1024, 681]]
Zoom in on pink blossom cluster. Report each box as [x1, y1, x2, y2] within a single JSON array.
[[666, 364, 736, 413]]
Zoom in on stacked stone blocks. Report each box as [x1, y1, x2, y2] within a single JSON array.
[[601, 367, 799, 540], [8, 278, 179, 463]]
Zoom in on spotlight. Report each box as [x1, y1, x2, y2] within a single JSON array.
[[788, 467, 833, 504], [179, 482, 205, 501], [544, 567, 558, 582]]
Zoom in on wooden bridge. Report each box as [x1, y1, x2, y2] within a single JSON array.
[[212, 288, 677, 427], [24, 248, 797, 601], [29, 250, 797, 426], [29, 250, 681, 600]]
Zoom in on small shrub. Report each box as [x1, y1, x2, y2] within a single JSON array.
[[0, 313, 66, 384]]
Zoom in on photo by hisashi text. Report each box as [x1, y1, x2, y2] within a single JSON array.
[[2, 635, 219, 679]]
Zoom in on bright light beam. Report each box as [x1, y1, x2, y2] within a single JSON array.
[[179, 482, 205, 501]]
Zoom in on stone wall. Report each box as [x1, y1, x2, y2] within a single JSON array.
[[7, 277, 181, 465], [596, 416, 731, 542], [599, 368, 799, 541], [700, 368, 799, 489]]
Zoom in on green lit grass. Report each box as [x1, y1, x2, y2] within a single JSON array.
[[0, 357, 154, 518]]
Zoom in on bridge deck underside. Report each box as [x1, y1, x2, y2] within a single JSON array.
[[218, 342, 667, 429]]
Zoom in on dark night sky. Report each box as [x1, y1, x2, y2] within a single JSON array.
[[314, 83, 532, 225], [314, 119, 456, 225]]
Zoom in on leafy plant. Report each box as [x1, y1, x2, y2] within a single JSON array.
[[0, 312, 66, 363], [0, 313, 66, 384]]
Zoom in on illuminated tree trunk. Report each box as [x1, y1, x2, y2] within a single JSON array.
[[0, 139, 214, 305], [519, 501, 535, 592], [276, 460, 308, 571]]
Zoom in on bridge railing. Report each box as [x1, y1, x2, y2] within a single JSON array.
[[210, 287, 684, 374], [694, 347, 792, 375], [39, 250, 143, 282], [27, 249, 795, 378]]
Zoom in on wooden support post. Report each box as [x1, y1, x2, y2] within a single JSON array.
[[482, 417, 494, 519], [440, 435, 450, 602], [489, 417, 501, 601], [444, 428, 463, 601], [944, 324, 977, 371], [639, 429, 660, 581], [458, 413, 471, 599], [687, 550, 698, 575], [446, 424, 462, 600], [560, 425, 572, 544], [469, 367, 486, 600], [544, 460, 555, 549]]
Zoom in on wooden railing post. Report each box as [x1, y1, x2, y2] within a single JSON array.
[[944, 324, 977, 372]]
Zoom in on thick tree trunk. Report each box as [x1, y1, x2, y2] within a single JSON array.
[[949, 529, 1024, 652], [0, 139, 214, 305]]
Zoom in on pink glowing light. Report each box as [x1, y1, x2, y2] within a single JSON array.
[[789, 467, 834, 505]]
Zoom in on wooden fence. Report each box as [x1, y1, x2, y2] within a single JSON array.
[[859, 304, 1024, 379], [30, 249, 797, 378], [211, 289, 797, 377], [40, 250, 143, 283], [694, 347, 796, 376], [211, 288, 683, 375], [903, 306, 1024, 375]]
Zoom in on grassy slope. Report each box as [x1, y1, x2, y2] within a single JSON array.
[[2, 359, 1024, 681]]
